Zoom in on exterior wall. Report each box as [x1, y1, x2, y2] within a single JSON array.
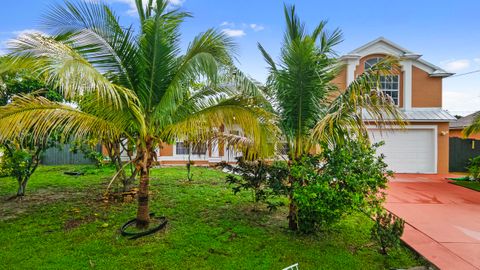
[[352, 54, 404, 108], [450, 129, 480, 140], [412, 66, 442, 107], [331, 67, 347, 90], [160, 143, 173, 156]]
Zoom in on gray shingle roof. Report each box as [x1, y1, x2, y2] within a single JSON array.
[[450, 111, 480, 129]]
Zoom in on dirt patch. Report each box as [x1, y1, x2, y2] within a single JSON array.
[[63, 215, 96, 231], [0, 188, 95, 221]]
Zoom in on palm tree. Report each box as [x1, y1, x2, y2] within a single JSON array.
[[463, 116, 480, 137], [0, 0, 275, 229], [258, 5, 404, 230]]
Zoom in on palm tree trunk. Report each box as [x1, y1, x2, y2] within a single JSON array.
[[135, 137, 154, 229], [136, 165, 150, 229]]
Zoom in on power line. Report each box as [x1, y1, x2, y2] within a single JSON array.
[[447, 69, 480, 78]]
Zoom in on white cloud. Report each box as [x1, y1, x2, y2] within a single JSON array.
[[474, 58, 480, 65], [12, 29, 45, 37], [220, 21, 235, 27], [222, 28, 246, 37], [441, 59, 471, 72], [249, 24, 264, 32]]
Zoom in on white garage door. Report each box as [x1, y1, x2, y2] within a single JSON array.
[[368, 128, 436, 173]]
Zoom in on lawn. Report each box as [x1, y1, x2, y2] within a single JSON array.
[[451, 180, 480, 192], [0, 165, 424, 269]]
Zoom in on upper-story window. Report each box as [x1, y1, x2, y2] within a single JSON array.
[[364, 57, 399, 105]]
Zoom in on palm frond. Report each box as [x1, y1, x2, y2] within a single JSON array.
[[7, 33, 137, 109], [162, 96, 279, 158], [463, 114, 480, 137], [42, 0, 140, 91], [312, 57, 406, 145], [0, 94, 128, 143]]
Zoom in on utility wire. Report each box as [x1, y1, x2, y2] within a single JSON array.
[[447, 69, 480, 78]]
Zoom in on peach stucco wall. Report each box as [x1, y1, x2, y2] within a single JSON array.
[[450, 129, 480, 140], [331, 67, 347, 90], [159, 143, 173, 156], [412, 66, 442, 107]]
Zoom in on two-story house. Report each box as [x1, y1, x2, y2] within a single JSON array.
[[338, 37, 455, 174], [150, 37, 455, 174]]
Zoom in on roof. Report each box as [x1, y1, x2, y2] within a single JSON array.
[[450, 111, 480, 129], [362, 108, 457, 122], [341, 37, 454, 78]]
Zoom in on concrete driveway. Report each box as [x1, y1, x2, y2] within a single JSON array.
[[385, 174, 480, 270]]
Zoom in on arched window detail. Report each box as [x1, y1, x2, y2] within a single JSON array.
[[364, 57, 400, 105]]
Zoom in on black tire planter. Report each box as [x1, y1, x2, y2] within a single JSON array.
[[120, 213, 167, 239]]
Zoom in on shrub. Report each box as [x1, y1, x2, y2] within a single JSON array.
[[219, 157, 289, 211], [291, 142, 391, 233], [467, 156, 480, 181], [371, 210, 405, 255]]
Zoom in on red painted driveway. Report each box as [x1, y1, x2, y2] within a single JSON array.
[[385, 174, 480, 270]]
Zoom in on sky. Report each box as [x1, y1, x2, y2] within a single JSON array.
[[1, 0, 479, 116]]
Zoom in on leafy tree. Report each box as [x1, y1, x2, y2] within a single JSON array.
[[258, 4, 404, 230], [0, 138, 58, 197], [219, 157, 288, 211], [291, 142, 391, 233], [0, 0, 275, 228], [0, 59, 62, 197]]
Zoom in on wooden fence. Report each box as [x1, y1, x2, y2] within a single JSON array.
[[449, 137, 480, 172]]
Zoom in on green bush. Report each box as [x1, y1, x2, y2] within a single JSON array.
[[371, 210, 405, 255], [467, 156, 480, 181], [291, 142, 391, 233], [219, 157, 289, 211]]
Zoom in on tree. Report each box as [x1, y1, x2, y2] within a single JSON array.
[[0, 137, 57, 197], [258, 5, 404, 230], [0, 0, 275, 229], [0, 59, 62, 197]]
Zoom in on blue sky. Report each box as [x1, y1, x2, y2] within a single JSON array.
[[1, 0, 479, 115]]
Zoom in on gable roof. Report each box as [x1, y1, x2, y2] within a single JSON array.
[[450, 111, 480, 129], [341, 37, 454, 78]]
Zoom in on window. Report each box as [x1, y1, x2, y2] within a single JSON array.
[[176, 142, 207, 155], [364, 57, 399, 105], [176, 142, 188, 155], [192, 143, 207, 155]]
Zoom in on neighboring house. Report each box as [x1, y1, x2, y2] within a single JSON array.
[[450, 111, 480, 139], [449, 112, 480, 172], [134, 37, 456, 174], [330, 37, 455, 174]]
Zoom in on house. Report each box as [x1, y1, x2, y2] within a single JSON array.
[[144, 37, 456, 174], [450, 111, 480, 139], [336, 37, 455, 174], [449, 112, 480, 172]]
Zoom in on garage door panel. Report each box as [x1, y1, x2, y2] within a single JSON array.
[[368, 129, 436, 174]]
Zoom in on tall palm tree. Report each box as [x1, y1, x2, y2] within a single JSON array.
[[0, 0, 275, 228], [258, 5, 404, 230]]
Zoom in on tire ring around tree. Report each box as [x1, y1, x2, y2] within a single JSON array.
[[120, 213, 168, 239]]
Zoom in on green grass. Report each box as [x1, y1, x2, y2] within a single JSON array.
[[0, 165, 424, 269], [451, 180, 480, 192]]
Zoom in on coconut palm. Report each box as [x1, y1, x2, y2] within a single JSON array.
[[0, 0, 275, 228], [258, 5, 404, 230]]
